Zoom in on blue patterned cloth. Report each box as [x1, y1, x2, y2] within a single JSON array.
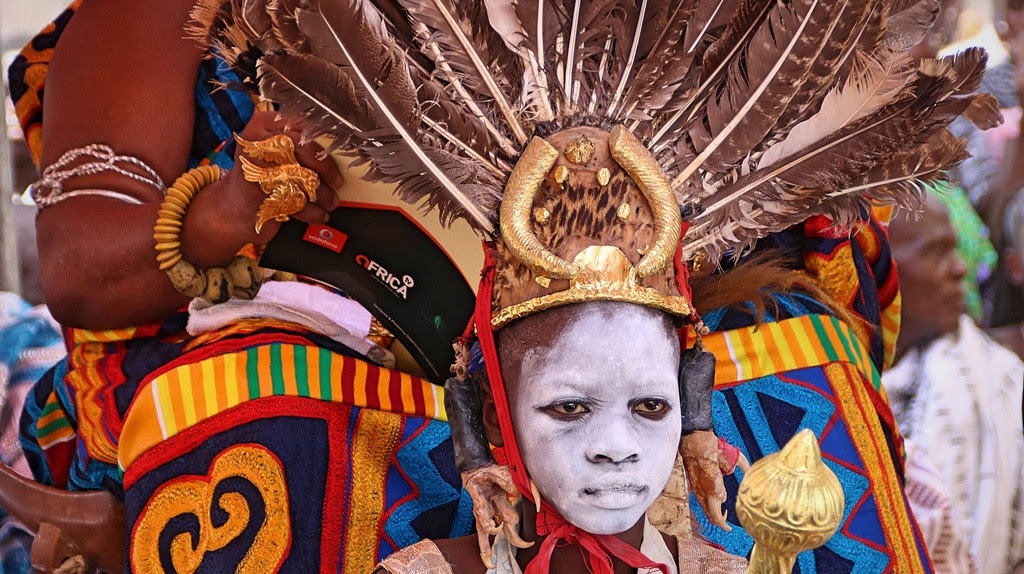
[[0, 293, 64, 573], [0, 293, 63, 396]]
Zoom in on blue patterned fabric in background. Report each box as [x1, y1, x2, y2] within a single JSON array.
[[0, 292, 65, 573]]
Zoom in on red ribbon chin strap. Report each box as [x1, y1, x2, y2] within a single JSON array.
[[527, 512, 671, 574], [473, 244, 670, 574], [473, 246, 529, 497]]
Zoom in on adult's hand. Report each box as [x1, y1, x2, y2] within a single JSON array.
[[183, 111, 344, 267]]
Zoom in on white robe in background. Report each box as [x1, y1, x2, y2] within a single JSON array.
[[884, 316, 1024, 574]]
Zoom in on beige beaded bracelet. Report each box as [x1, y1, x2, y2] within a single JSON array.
[[154, 165, 263, 304]]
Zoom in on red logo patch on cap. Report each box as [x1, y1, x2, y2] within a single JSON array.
[[303, 223, 347, 253]]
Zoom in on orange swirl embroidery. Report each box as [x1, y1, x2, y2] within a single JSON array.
[[131, 444, 291, 573]]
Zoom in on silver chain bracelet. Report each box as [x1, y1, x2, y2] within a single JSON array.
[[30, 144, 166, 209]]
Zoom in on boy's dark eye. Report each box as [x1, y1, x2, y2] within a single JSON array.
[[633, 399, 668, 417], [541, 400, 593, 420], [551, 402, 586, 415]]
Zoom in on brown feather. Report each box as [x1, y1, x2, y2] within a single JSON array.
[[881, 0, 940, 52], [359, 141, 503, 228], [409, 66, 507, 170], [698, 0, 774, 81], [268, 0, 308, 53], [399, 0, 523, 103], [647, 0, 764, 143], [618, 0, 702, 126], [691, 0, 854, 173], [687, 71, 965, 261], [559, 0, 636, 114], [511, 0, 566, 105], [195, 0, 1002, 254], [841, 130, 968, 202], [961, 93, 1004, 130], [772, 0, 878, 133], [257, 54, 375, 152], [681, 0, 743, 61], [296, 0, 419, 131]]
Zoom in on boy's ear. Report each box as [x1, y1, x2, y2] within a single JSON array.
[[476, 375, 504, 447]]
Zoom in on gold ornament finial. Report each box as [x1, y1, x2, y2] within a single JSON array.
[[564, 136, 595, 164], [235, 134, 320, 233], [737, 429, 844, 574]]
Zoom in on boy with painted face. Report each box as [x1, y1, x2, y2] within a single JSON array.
[[500, 303, 682, 539], [375, 126, 754, 574], [481, 303, 746, 572], [430, 304, 748, 573]]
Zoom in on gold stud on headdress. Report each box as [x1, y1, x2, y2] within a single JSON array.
[[564, 137, 595, 165], [533, 207, 550, 225]]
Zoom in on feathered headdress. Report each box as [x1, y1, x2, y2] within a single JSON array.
[[190, 0, 998, 319]]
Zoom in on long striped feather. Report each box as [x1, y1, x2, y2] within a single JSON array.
[[399, 0, 529, 145], [758, 50, 913, 169], [311, 0, 496, 232]]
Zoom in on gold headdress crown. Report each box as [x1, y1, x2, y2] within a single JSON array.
[[491, 125, 690, 329]]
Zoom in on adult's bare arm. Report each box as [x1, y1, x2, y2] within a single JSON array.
[[37, 0, 340, 329]]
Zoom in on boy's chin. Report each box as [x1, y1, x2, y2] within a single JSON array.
[[558, 505, 647, 537]]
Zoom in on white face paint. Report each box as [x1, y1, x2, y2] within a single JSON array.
[[507, 304, 681, 535]]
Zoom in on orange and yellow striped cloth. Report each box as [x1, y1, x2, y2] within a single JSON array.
[[119, 343, 445, 470]]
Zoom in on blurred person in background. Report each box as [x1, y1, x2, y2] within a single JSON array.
[[884, 193, 1024, 574], [986, 188, 1024, 358], [910, 0, 998, 323], [951, 0, 1024, 327], [0, 292, 63, 572]]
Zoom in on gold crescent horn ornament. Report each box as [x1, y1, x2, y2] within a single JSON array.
[[493, 126, 691, 329], [234, 134, 321, 233], [499, 136, 568, 279], [607, 125, 681, 278]]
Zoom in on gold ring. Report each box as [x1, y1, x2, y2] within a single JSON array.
[[234, 134, 321, 233]]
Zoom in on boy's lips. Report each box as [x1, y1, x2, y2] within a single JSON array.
[[581, 482, 649, 509]]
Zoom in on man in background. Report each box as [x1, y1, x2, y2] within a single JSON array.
[[885, 194, 1024, 574]]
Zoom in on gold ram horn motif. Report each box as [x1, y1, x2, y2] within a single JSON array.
[[499, 136, 569, 279], [607, 125, 681, 278], [499, 126, 681, 281], [493, 126, 690, 329]]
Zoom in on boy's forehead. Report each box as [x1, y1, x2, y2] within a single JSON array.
[[497, 302, 679, 393], [548, 305, 674, 354]]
